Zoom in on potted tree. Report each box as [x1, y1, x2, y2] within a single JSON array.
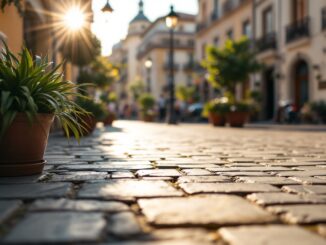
[[204, 38, 262, 127], [75, 98, 108, 135], [138, 93, 156, 122], [203, 98, 230, 126], [0, 44, 86, 176], [100, 92, 117, 126], [227, 102, 252, 127]]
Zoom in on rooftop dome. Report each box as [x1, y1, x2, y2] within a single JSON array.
[[130, 0, 149, 23]]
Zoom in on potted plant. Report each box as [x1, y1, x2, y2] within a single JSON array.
[[75, 98, 108, 135], [227, 101, 252, 127], [203, 98, 230, 126], [311, 101, 326, 123], [0, 44, 86, 176], [138, 93, 156, 122], [100, 92, 117, 126]]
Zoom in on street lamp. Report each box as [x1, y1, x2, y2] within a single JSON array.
[[101, 0, 114, 13], [145, 57, 153, 93], [165, 5, 179, 125]]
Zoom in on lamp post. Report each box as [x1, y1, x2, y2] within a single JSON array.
[[101, 0, 114, 13], [165, 5, 179, 125], [145, 58, 153, 93]]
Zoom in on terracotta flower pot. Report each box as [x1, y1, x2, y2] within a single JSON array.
[[103, 114, 115, 126], [209, 113, 226, 127], [0, 113, 54, 176], [79, 115, 97, 136], [227, 112, 249, 128], [142, 114, 155, 122]]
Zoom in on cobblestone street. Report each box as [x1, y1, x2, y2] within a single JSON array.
[[1, 121, 326, 244]]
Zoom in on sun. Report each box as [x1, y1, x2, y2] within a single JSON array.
[[64, 7, 86, 31]]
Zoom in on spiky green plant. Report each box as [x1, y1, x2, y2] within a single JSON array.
[[0, 42, 88, 140]]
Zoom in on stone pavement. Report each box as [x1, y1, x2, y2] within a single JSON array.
[[1, 120, 326, 244]]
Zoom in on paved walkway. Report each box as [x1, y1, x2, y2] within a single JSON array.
[[0, 121, 326, 244]]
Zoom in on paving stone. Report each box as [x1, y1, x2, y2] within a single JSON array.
[[0, 175, 42, 184], [247, 193, 326, 205], [318, 225, 326, 238], [277, 170, 326, 177], [268, 205, 326, 224], [178, 164, 218, 169], [57, 164, 153, 172], [136, 169, 181, 177], [138, 195, 277, 226], [0, 183, 72, 199], [50, 172, 109, 182], [4, 212, 106, 243], [108, 212, 143, 237], [208, 167, 290, 172], [179, 183, 280, 195], [282, 185, 326, 194], [78, 180, 183, 201], [219, 225, 326, 245], [147, 228, 214, 242], [29, 199, 129, 212], [220, 172, 273, 177], [290, 176, 326, 185], [177, 176, 231, 183], [141, 177, 174, 181], [182, 169, 213, 176], [105, 240, 213, 245], [0, 200, 22, 224], [236, 176, 297, 185], [111, 171, 135, 179]]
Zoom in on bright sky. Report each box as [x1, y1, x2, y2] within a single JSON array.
[[92, 0, 198, 56]]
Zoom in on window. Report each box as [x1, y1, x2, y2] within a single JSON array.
[[213, 0, 220, 18], [262, 6, 273, 35], [242, 20, 251, 38], [201, 2, 207, 22], [202, 43, 207, 59], [188, 52, 194, 64], [213, 36, 219, 46], [292, 0, 307, 22], [227, 29, 234, 40]]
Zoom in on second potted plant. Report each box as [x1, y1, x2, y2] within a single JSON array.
[[203, 98, 230, 126], [227, 102, 251, 127], [138, 93, 156, 122]]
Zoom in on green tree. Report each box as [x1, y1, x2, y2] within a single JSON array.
[[176, 85, 199, 103], [1, 0, 23, 14], [89, 56, 119, 88], [128, 80, 145, 101], [203, 38, 262, 96], [60, 29, 101, 67]]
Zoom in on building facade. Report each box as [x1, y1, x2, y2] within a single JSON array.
[[0, 0, 93, 83], [195, 0, 253, 101], [254, 0, 326, 120], [137, 13, 196, 99]]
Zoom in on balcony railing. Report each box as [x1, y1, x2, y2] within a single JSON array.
[[322, 7, 326, 30], [256, 32, 277, 53], [183, 62, 195, 71], [286, 17, 310, 43], [163, 63, 180, 71], [196, 22, 208, 32]]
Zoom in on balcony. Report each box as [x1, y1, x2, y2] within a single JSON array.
[[196, 22, 208, 32], [163, 63, 180, 71], [256, 32, 277, 53], [286, 17, 310, 44], [183, 61, 195, 71], [322, 7, 326, 30]]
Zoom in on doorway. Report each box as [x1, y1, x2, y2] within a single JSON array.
[[293, 59, 309, 108], [263, 68, 275, 120]]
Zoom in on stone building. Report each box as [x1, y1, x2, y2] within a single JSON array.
[[195, 0, 253, 101], [0, 0, 93, 82], [254, 0, 326, 120], [137, 13, 196, 99]]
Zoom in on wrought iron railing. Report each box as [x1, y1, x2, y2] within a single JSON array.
[[256, 32, 277, 53], [285, 17, 310, 43]]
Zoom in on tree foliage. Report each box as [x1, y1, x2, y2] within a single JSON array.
[[176, 85, 199, 103], [60, 29, 101, 67], [128, 80, 145, 101], [203, 38, 262, 93], [0, 0, 23, 14]]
